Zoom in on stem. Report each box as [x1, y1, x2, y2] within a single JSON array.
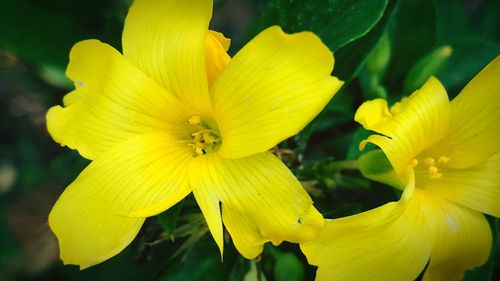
[[255, 259, 262, 281], [325, 159, 360, 171]]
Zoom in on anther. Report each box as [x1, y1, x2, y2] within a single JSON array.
[[430, 172, 443, 179], [409, 158, 419, 168], [428, 165, 442, 179], [424, 157, 435, 166], [428, 166, 438, 174], [438, 156, 450, 164], [194, 146, 204, 156], [188, 115, 201, 125]]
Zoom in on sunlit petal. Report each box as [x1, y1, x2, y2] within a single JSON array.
[[211, 26, 343, 159], [356, 77, 450, 173], [190, 152, 324, 258], [122, 0, 213, 112], [301, 182, 430, 281], [416, 189, 493, 281], [441, 55, 500, 169], [46, 40, 187, 160], [49, 133, 193, 267]]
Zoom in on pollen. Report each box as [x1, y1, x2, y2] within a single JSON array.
[[413, 155, 449, 180], [424, 157, 435, 166], [188, 115, 202, 125], [428, 166, 442, 179], [438, 156, 450, 164]]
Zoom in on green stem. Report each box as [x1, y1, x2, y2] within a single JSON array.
[[324, 159, 360, 171]]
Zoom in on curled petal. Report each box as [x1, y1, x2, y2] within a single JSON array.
[[355, 77, 450, 174], [301, 181, 431, 281]]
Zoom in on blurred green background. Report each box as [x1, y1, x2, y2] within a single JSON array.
[[0, 0, 498, 280]]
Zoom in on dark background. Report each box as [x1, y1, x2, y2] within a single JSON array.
[[1, 0, 499, 280]]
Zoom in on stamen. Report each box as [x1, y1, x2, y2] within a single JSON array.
[[438, 156, 450, 164], [424, 157, 435, 166], [428, 166, 438, 174], [430, 171, 442, 179], [184, 115, 221, 157], [188, 115, 201, 125], [409, 158, 419, 168], [428, 165, 442, 179], [194, 146, 204, 156]]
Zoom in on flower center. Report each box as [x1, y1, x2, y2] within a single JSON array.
[[410, 155, 450, 179], [186, 115, 221, 157]]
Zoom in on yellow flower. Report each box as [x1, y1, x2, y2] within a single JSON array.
[[301, 56, 500, 281], [46, 0, 343, 269]]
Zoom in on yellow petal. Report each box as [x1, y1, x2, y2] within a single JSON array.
[[356, 77, 450, 174], [442, 55, 500, 169], [192, 182, 225, 258], [354, 99, 392, 130], [415, 189, 493, 281], [416, 151, 500, 218], [211, 26, 343, 159], [122, 0, 213, 112], [190, 152, 324, 258], [46, 40, 187, 160], [301, 182, 431, 281], [206, 30, 231, 86], [49, 133, 193, 268]]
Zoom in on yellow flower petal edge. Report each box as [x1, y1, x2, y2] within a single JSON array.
[[122, 0, 213, 113], [356, 77, 450, 174], [47, 0, 339, 268], [47, 40, 188, 160], [190, 152, 324, 258], [439, 55, 500, 169], [354, 99, 392, 130], [49, 133, 193, 268], [212, 26, 343, 159], [416, 189, 492, 281], [301, 175, 432, 281], [206, 30, 231, 86]]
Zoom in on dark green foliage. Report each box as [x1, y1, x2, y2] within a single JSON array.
[[1, 0, 498, 280]]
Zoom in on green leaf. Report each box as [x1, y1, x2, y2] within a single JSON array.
[[403, 45, 453, 94], [383, 0, 437, 95], [267, 247, 304, 281], [333, 0, 398, 82], [0, 0, 125, 78], [436, 39, 500, 96], [365, 31, 392, 75], [433, 0, 472, 42], [253, 0, 388, 51], [273, 252, 304, 281], [346, 127, 371, 160]]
